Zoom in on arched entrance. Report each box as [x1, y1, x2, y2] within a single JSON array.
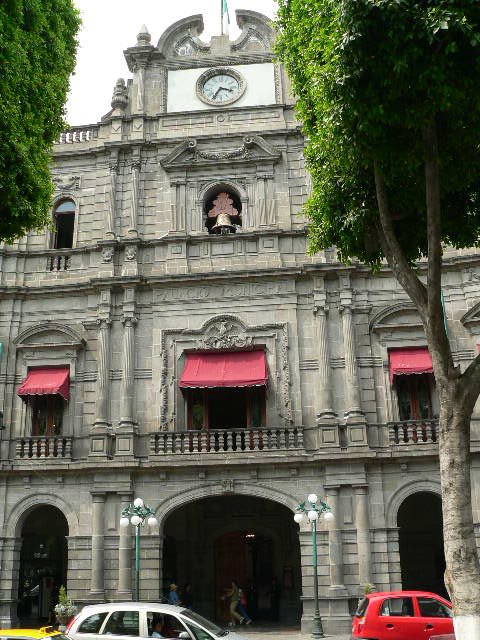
[[163, 495, 301, 626], [17, 505, 68, 623], [397, 491, 446, 597]]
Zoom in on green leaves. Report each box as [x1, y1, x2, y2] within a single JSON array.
[[0, 0, 80, 242], [275, 0, 480, 265]]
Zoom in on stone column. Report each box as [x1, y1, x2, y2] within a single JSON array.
[[129, 160, 140, 236], [90, 492, 106, 597], [120, 315, 137, 429], [314, 305, 335, 420], [94, 318, 112, 429], [326, 486, 345, 589], [340, 305, 363, 419], [117, 492, 133, 598], [354, 485, 373, 588]]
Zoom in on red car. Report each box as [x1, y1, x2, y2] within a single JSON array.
[[352, 590, 454, 640]]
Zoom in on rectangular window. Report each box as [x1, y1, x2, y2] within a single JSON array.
[[380, 597, 414, 617], [396, 374, 434, 420], [31, 395, 64, 435], [186, 387, 266, 430]]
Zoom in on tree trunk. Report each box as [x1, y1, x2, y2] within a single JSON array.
[[439, 382, 480, 638]]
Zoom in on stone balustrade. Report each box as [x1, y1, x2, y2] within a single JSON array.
[[388, 419, 438, 446], [56, 126, 99, 144], [150, 426, 304, 455], [15, 436, 73, 459], [47, 254, 70, 271]]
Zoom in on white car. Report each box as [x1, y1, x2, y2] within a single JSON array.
[[66, 602, 248, 640]]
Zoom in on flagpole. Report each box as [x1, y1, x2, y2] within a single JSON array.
[[220, 0, 223, 35]]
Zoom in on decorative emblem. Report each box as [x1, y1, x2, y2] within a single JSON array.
[[200, 320, 253, 350], [101, 247, 114, 263], [222, 479, 235, 494], [125, 246, 137, 261]]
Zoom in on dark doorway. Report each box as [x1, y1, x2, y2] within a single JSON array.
[[17, 505, 68, 624], [162, 495, 301, 626], [397, 491, 446, 597]]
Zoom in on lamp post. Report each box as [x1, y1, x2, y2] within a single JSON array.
[[120, 497, 158, 601], [294, 493, 334, 639]]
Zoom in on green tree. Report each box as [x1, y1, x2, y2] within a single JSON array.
[[0, 0, 80, 242], [275, 0, 480, 636]]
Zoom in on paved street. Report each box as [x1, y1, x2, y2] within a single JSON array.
[[241, 628, 350, 640]]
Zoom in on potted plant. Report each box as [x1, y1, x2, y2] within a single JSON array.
[[54, 585, 76, 630]]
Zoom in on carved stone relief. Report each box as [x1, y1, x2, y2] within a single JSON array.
[[52, 175, 81, 191]]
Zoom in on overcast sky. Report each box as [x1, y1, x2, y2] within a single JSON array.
[[66, 0, 277, 125]]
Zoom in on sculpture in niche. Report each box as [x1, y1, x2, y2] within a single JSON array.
[[207, 192, 241, 235]]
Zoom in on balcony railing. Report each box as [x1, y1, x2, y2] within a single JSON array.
[[150, 427, 304, 455], [388, 419, 438, 446], [15, 436, 73, 459], [47, 254, 70, 271]]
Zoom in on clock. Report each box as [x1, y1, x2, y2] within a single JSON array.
[[196, 68, 246, 106]]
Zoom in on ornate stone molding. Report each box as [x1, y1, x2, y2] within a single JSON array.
[[161, 136, 281, 170], [158, 314, 293, 428]]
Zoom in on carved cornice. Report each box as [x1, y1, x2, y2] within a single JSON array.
[[160, 136, 281, 171]]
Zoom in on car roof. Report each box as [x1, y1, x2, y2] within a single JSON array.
[[366, 590, 450, 600], [77, 602, 185, 615]]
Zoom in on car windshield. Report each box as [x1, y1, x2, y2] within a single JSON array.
[[180, 610, 225, 636]]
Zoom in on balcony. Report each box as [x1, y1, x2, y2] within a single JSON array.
[[15, 436, 73, 460], [388, 419, 438, 447], [150, 426, 304, 456]]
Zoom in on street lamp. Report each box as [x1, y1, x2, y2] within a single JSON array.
[[120, 497, 158, 601], [294, 493, 334, 639]]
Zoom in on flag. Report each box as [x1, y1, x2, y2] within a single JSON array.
[[221, 0, 230, 35]]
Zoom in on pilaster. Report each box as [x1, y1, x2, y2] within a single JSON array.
[[117, 287, 138, 457], [354, 484, 374, 590], [324, 485, 347, 593], [89, 492, 106, 599], [115, 492, 133, 599]]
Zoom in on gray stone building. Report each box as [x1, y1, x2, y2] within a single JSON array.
[[0, 10, 479, 634]]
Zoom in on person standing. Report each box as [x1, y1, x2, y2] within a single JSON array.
[[182, 583, 193, 610], [168, 583, 180, 606]]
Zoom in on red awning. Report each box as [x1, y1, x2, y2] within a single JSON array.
[[17, 367, 70, 401], [389, 347, 433, 384], [179, 351, 268, 388]]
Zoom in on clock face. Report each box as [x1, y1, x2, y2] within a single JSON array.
[[197, 68, 245, 106], [203, 74, 240, 103]]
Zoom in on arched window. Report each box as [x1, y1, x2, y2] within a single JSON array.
[[204, 188, 242, 235], [53, 199, 75, 249]]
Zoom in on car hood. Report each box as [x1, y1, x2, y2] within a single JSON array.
[[218, 632, 248, 640]]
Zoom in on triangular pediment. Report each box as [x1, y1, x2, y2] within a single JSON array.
[[160, 136, 281, 170], [462, 301, 480, 327]]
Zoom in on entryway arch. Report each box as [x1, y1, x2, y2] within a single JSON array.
[[17, 505, 69, 624], [160, 492, 301, 626], [397, 491, 446, 597]]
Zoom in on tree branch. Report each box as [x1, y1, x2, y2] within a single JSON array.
[[373, 161, 428, 314], [423, 122, 453, 378]]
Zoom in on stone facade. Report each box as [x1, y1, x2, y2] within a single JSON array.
[[0, 10, 480, 635]]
